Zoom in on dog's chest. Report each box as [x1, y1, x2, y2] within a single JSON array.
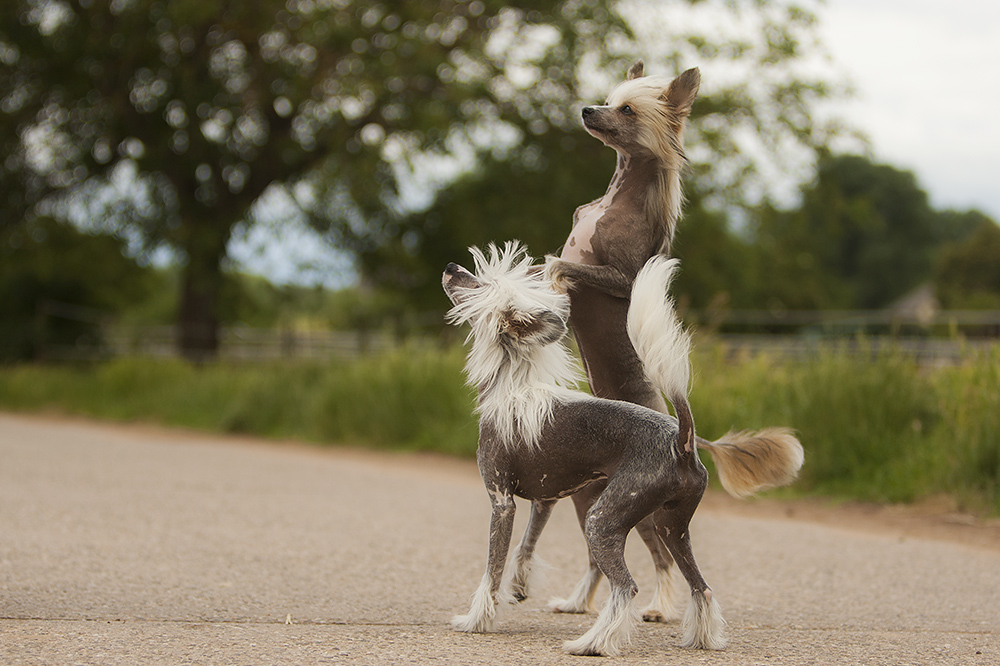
[[561, 202, 604, 264], [561, 158, 629, 265]]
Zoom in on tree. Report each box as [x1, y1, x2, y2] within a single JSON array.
[[1, 0, 631, 359], [355, 0, 842, 316], [936, 214, 1000, 310], [752, 153, 977, 310], [0, 217, 154, 360]]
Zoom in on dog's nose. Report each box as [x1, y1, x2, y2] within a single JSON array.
[[581, 106, 594, 118], [445, 263, 459, 275]]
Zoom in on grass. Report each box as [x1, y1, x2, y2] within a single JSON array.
[[689, 342, 942, 503], [1, 340, 999, 514], [0, 348, 479, 454]]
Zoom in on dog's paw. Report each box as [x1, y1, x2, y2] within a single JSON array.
[[642, 608, 673, 623], [562, 637, 607, 656], [547, 596, 592, 614], [544, 256, 573, 293], [451, 612, 494, 633]]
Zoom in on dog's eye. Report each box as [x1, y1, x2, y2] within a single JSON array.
[[621, 104, 633, 115]]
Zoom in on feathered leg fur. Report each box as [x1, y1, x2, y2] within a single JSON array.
[[681, 589, 727, 650], [563, 586, 641, 656], [451, 488, 517, 633]]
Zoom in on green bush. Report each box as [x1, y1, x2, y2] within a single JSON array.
[[310, 347, 478, 454], [933, 346, 1000, 512]]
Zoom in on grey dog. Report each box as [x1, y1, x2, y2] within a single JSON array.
[[443, 242, 726, 656], [546, 61, 804, 621]]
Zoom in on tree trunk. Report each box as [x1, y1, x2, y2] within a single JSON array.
[[177, 239, 226, 362]]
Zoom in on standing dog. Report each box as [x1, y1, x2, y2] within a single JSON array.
[[544, 61, 804, 621], [444, 242, 725, 656]]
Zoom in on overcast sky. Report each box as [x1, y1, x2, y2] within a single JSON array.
[[818, 0, 1000, 219], [230, 0, 1000, 287]]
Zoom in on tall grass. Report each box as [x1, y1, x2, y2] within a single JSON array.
[[1, 341, 998, 513], [0, 348, 479, 454], [689, 342, 941, 503], [932, 346, 1000, 512]]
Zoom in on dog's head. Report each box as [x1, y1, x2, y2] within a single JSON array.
[[581, 60, 700, 158], [443, 242, 568, 351]]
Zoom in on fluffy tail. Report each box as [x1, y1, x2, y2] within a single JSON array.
[[628, 256, 805, 492], [696, 429, 804, 498], [627, 256, 695, 455]]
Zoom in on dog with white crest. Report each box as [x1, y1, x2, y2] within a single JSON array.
[[443, 241, 725, 656], [544, 60, 805, 622]]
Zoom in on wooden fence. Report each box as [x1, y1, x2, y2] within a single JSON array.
[[24, 300, 1000, 364]]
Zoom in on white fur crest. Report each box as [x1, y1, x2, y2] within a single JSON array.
[[606, 76, 687, 163], [446, 242, 583, 449], [606, 76, 689, 250]]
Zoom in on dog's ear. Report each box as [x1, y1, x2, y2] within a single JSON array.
[[662, 67, 700, 118], [626, 59, 644, 80], [501, 310, 566, 346]]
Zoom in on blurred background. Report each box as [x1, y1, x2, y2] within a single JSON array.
[[1, 1, 998, 510]]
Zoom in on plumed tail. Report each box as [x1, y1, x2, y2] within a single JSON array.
[[627, 255, 695, 455], [696, 428, 804, 498]]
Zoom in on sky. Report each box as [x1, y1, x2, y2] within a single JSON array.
[[817, 0, 1000, 219], [230, 0, 1000, 288]]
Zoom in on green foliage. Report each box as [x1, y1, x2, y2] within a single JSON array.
[[364, 128, 616, 314], [670, 192, 761, 310], [0, 0, 633, 357], [0, 218, 157, 360], [311, 348, 477, 454], [3, 344, 1000, 513], [935, 216, 1000, 309], [685, 341, 996, 510], [0, 348, 478, 454], [330, 0, 843, 311], [932, 347, 1000, 512], [751, 154, 987, 310]]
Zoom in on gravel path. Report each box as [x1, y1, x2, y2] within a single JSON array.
[[1, 413, 998, 665]]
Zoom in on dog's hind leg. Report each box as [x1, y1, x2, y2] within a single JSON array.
[[563, 492, 646, 656], [548, 482, 605, 614], [452, 488, 516, 633], [508, 499, 556, 602], [653, 506, 727, 650], [635, 515, 686, 622]]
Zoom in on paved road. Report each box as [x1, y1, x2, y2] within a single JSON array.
[[1, 413, 998, 665]]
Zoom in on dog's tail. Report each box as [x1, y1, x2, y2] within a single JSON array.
[[627, 255, 696, 456], [628, 257, 805, 493], [696, 429, 804, 498]]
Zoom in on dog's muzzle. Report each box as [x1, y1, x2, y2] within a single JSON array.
[[442, 263, 477, 304]]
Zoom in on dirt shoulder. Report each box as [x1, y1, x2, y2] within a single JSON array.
[[700, 489, 1000, 553]]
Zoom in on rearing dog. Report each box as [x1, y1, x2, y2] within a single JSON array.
[[443, 242, 725, 656], [544, 61, 805, 621]]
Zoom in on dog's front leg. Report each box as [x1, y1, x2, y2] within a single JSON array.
[[451, 487, 516, 633], [545, 257, 632, 299]]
